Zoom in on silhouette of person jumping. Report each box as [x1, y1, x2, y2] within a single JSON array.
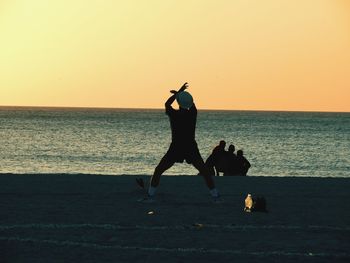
[[236, 149, 251, 176], [146, 82, 220, 201], [205, 140, 228, 176]]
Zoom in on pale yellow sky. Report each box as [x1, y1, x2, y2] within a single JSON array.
[[1, 0, 349, 111]]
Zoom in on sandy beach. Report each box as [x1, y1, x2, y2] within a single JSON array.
[[0, 174, 349, 262]]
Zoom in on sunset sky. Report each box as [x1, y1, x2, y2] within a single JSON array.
[[1, 0, 349, 112]]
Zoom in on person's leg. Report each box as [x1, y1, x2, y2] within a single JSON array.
[[214, 165, 220, 176], [187, 142, 220, 199], [243, 167, 249, 176], [150, 155, 175, 188], [191, 158, 215, 190]]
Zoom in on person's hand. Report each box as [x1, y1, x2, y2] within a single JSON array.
[[170, 90, 177, 94], [179, 82, 188, 92]]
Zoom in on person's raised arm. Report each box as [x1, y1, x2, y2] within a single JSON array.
[[165, 82, 188, 108]]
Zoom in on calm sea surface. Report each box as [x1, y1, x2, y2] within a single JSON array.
[[0, 107, 349, 177]]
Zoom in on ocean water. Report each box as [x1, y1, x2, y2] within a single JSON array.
[[0, 107, 349, 177]]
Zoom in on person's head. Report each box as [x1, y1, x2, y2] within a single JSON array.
[[176, 91, 193, 110], [219, 140, 226, 149], [237, 149, 243, 156], [228, 144, 235, 153]]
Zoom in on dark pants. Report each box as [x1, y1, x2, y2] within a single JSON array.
[[150, 142, 215, 190]]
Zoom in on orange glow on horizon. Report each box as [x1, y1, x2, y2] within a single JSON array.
[[0, 0, 349, 112]]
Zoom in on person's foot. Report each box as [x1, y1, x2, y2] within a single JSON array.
[[138, 195, 155, 203], [213, 195, 224, 203]]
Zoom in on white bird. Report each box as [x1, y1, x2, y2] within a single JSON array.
[[244, 194, 253, 212]]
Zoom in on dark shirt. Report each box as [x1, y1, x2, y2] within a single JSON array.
[[225, 152, 238, 175], [166, 104, 197, 144], [207, 146, 226, 167], [236, 156, 251, 175]]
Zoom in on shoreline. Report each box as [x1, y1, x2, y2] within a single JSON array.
[[1, 173, 349, 179]]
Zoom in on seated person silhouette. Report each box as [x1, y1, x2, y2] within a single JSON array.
[[205, 140, 228, 176], [223, 144, 239, 176], [236, 149, 251, 176]]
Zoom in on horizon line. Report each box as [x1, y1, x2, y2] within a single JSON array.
[[0, 104, 349, 114]]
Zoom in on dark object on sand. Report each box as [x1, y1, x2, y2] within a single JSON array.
[[252, 196, 267, 212], [136, 178, 145, 189], [244, 194, 267, 212]]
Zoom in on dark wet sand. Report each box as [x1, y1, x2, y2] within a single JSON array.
[[0, 174, 349, 263]]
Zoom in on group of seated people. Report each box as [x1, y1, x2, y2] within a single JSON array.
[[205, 140, 251, 176]]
